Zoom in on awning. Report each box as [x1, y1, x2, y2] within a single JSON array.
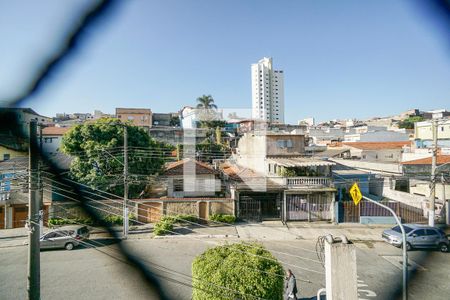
[[268, 157, 335, 167]]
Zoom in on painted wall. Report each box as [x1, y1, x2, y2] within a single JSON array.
[[0, 146, 26, 161]]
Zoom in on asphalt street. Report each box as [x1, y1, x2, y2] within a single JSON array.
[[0, 237, 449, 299]]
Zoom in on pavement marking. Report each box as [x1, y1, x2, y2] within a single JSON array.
[[357, 277, 377, 299], [380, 255, 426, 271]]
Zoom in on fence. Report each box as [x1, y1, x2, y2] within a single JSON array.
[[286, 193, 332, 221], [341, 200, 427, 223]]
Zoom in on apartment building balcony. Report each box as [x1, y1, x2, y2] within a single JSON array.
[[285, 176, 333, 189]]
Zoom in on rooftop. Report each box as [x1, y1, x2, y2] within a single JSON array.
[[164, 158, 215, 176], [116, 108, 152, 114], [343, 141, 410, 150], [42, 127, 70, 136], [401, 155, 450, 165]]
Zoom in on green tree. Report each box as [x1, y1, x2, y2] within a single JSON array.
[[192, 243, 284, 300], [398, 116, 424, 129], [215, 126, 222, 145], [61, 118, 168, 198], [196, 95, 217, 110]]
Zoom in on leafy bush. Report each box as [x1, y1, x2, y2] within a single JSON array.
[[173, 214, 198, 223], [209, 214, 236, 224], [192, 243, 284, 300], [48, 217, 93, 227], [153, 218, 175, 236], [103, 215, 123, 226]]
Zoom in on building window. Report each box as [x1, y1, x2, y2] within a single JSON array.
[[173, 179, 184, 192], [3, 154, 10, 161], [128, 116, 134, 120]]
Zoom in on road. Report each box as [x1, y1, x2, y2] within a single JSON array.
[[0, 237, 449, 299]]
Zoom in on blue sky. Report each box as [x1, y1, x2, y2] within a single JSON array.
[[1, 0, 450, 123]]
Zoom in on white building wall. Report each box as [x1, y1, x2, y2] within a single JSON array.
[[251, 57, 284, 124]]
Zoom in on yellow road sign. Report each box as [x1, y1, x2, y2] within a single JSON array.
[[350, 182, 362, 205]]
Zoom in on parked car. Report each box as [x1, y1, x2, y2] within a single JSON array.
[[382, 224, 449, 252], [40, 225, 90, 250]]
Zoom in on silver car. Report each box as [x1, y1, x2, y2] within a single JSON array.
[[40, 225, 90, 250], [382, 224, 449, 252]]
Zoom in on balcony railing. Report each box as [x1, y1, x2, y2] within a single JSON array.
[[286, 177, 332, 188]]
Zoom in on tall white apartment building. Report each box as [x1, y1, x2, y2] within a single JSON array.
[[251, 57, 284, 124]]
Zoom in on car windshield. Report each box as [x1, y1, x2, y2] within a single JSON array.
[[392, 225, 413, 234]]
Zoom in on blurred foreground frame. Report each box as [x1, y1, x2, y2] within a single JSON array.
[[0, 0, 170, 298]]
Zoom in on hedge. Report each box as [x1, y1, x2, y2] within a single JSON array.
[[48, 214, 137, 228], [153, 218, 174, 236], [209, 214, 236, 224], [192, 243, 284, 300]]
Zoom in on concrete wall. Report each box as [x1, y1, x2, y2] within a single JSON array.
[[235, 133, 305, 175], [415, 119, 450, 140], [167, 174, 220, 198], [381, 182, 425, 209], [403, 164, 450, 175], [266, 134, 305, 156], [330, 159, 403, 175], [0, 146, 26, 162], [210, 201, 234, 215], [41, 135, 63, 155], [409, 179, 450, 202], [235, 134, 267, 174]]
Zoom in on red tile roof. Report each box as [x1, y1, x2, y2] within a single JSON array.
[[402, 155, 450, 165], [164, 158, 215, 175], [343, 141, 410, 150], [42, 127, 70, 135]]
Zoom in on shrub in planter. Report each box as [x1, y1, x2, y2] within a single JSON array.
[[173, 214, 198, 223], [192, 242, 284, 300], [104, 215, 123, 226], [209, 214, 236, 224], [153, 218, 174, 236]]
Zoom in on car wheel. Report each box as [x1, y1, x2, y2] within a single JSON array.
[[65, 242, 74, 251], [439, 243, 448, 253], [403, 242, 412, 251]]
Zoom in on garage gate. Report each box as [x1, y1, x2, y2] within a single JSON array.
[[285, 193, 332, 221], [238, 193, 282, 222]]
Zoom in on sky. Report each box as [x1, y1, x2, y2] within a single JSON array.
[[1, 0, 450, 123]]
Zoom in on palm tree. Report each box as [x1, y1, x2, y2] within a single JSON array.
[[196, 95, 217, 110]]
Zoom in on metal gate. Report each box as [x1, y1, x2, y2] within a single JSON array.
[[341, 200, 428, 223], [286, 193, 332, 221], [239, 194, 261, 222], [238, 193, 282, 221]]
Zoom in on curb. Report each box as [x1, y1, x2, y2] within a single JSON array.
[[154, 234, 240, 239]]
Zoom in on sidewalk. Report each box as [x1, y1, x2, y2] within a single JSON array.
[[0, 222, 393, 247], [235, 221, 390, 241]]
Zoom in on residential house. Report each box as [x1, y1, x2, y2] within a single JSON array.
[[342, 141, 411, 163], [116, 108, 152, 129], [0, 107, 52, 136], [0, 135, 27, 162], [163, 159, 222, 198], [0, 157, 51, 228], [41, 126, 70, 155], [414, 118, 450, 148], [224, 131, 336, 222]]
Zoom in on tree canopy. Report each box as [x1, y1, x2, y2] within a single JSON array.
[[192, 243, 284, 300], [61, 118, 171, 198], [398, 116, 424, 129], [196, 94, 217, 110]]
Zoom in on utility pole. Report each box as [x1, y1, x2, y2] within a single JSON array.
[[429, 119, 438, 227], [38, 125, 44, 237], [28, 120, 40, 300], [123, 126, 128, 239]]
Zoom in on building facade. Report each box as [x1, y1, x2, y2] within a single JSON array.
[[251, 57, 284, 124], [414, 119, 450, 148], [115, 108, 152, 128]]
